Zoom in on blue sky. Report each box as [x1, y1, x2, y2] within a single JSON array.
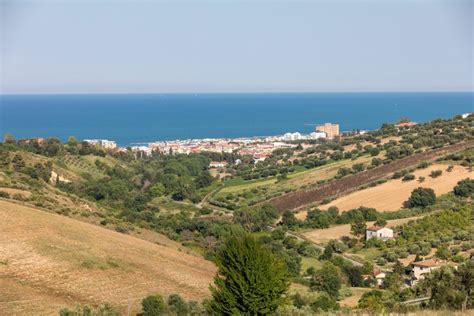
[[1, 0, 472, 94]]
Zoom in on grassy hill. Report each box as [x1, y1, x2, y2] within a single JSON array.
[[0, 200, 216, 315]]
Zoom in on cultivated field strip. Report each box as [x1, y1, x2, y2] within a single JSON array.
[[268, 140, 474, 211]]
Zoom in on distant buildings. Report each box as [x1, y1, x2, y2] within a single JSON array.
[[366, 226, 394, 241], [395, 121, 417, 128], [131, 146, 152, 157], [310, 131, 327, 139], [209, 161, 227, 168], [462, 113, 472, 119], [316, 123, 340, 139], [83, 139, 117, 149], [283, 132, 302, 141]]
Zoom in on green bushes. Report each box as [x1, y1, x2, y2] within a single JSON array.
[[453, 178, 474, 197], [408, 187, 436, 208], [430, 169, 443, 178]]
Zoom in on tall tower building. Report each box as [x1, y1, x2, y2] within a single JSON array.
[[316, 123, 340, 139]]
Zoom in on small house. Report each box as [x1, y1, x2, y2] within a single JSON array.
[[366, 226, 394, 241], [363, 268, 386, 287], [410, 259, 457, 285]]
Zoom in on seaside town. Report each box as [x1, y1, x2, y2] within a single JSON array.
[[83, 122, 346, 161], [81, 115, 473, 166]]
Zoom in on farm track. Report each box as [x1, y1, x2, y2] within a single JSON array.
[[267, 140, 474, 212]]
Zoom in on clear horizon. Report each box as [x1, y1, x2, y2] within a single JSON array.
[[1, 0, 473, 94], [1, 91, 474, 97]]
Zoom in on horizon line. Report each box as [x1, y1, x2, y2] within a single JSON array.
[[1, 90, 474, 97]]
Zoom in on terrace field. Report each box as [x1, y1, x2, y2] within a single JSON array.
[[0, 200, 216, 315], [322, 164, 472, 212], [268, 140, 474, 211], [212, 154, 376, 208]]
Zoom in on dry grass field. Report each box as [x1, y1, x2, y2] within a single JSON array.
[[0, 187, 32, 199], [302, 216, 421, 244], [322, 164, 472, 212], [0, 200, 216, 315]]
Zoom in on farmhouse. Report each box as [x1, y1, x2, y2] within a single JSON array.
[[363, 268, 386, 286], [366, 226, 394, 241], [209, 161, 227, 168], [411, 259, 446, 285]]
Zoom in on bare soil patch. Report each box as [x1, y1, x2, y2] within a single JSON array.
[[0, 200, 216, 315], [323, 164, 472, 211], [302, 216, 422, 244]]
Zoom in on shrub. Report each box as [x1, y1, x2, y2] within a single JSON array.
[[167, 294, 188, 316], [141, 294, 165, 316], [0, 191, 10, 198], [402, 174, 415, 181], [310, 293, 340, 312], [453, 178, 474, 197], [408, 187, 436, 208], [429, 170, 443, 178]]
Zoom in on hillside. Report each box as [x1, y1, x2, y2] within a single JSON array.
[[268, 140, 474, 211], [0, 200, 216, 315], [321, 164, 472, 211]]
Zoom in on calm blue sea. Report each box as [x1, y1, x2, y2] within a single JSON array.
[[0, 92, 472, 146]]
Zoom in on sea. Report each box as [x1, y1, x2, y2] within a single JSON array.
[[0, 92, 472, 146]]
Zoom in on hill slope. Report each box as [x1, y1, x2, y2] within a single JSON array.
[[0, 200, 216, 315], [322, 164, 472, 212]]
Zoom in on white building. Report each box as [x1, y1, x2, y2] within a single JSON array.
[[462, 113, 472, 119], [84, 139, 117, 149], [411, 259, 448, 285], [209, 161, 227, 168], [366, 226, 394, 241], [283, 132, 302, 141], [363, 268, 386, 287], [309, 131, 327, 139], [131, 146, 152, 157]]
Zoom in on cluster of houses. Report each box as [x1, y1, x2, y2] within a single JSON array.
[[363, 225, 456, 287]]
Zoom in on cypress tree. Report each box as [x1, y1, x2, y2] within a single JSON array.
[[208, 234, 290, 315]]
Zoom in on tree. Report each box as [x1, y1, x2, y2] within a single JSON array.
[[375, 219, 387, 227], [320, 243, 334, 260], [357, 290, 384, 313], [142, 294, 165, 316], [281, 210, 299, 229], [459, 261, 474, 311], [167, 294, 188, 316], [351, 218, 367, 239], [310, 262, 341, 299], [422, 266, 465, 310], [310, 293, 340, 312], [453, 178, 474, 198], [407, 187, 436, 208], [208, 234, 290, 315], [343, 265, 364, 287]]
